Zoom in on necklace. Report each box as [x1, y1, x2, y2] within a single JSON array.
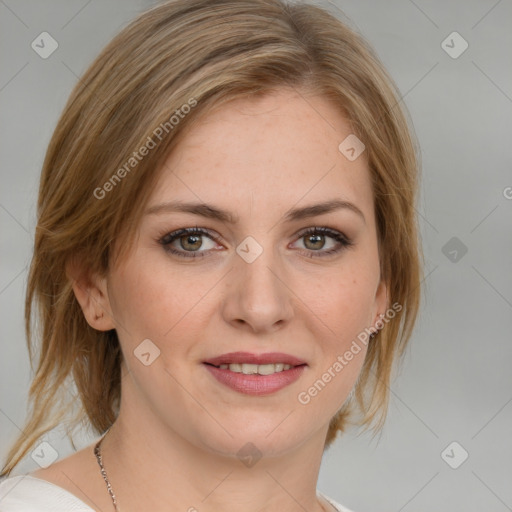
[[94, 430, 119, 511], [94, 431, 329, 512]]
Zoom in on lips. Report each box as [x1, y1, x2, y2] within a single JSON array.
[[202, 351, 308, 395], [203, 351, 307, 367]]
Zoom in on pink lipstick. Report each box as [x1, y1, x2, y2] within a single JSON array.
[[203, 351, 307, 396]]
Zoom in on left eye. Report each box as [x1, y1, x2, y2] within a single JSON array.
[[294, 229, 339, 252], [158, 226, 353, 259], [291, 227, 353, 258]]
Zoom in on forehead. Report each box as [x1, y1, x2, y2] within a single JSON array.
[[149, 88, 374, 223]]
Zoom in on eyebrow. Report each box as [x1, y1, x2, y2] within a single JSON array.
[[144, 198, 366, 224]]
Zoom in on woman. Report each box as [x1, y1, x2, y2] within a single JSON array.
[[0, 0, 422, 510]]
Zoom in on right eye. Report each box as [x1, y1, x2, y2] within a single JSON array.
[[158, 227, 223, 259]]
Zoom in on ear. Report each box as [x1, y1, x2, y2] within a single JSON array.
[[372, 277, 389, 325], [65, 255, 116, 331]]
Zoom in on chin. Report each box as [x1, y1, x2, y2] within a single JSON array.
[[192, 421, 315, 461]]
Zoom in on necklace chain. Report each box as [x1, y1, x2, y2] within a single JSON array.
[[94, 430, 119, 512], [94, 430, 329, 512]]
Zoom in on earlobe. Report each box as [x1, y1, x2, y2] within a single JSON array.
[[65, 257, 116, 332], [374, 278, 389, 323], [368, 279, 389, 338]]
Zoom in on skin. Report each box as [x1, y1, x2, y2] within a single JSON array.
[[31, 87, 387, 512]]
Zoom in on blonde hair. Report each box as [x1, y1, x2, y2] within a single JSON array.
[[1, 0, 423, 476]]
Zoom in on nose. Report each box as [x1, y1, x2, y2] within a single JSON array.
[[221, 246, 294, 334]]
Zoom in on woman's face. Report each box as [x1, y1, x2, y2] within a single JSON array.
[[99, 88, 387, 457]]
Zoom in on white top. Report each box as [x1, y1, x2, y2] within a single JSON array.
[[0, 475, 355, 512]]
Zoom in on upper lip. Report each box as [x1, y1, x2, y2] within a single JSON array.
[[203, 351, 307, 367]]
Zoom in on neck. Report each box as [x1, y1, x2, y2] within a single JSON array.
[[97, 368, 333, 512]]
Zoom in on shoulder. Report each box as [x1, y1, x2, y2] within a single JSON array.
[[317, 489, 358, 512], [0, 442, 102, 512], [0, 474, 95, 511]]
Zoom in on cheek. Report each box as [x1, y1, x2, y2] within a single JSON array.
[[298, 275, 373, 403], [107, 259, 176, 343], [296, 264, 377, 342], [108, 252, 218, 349]]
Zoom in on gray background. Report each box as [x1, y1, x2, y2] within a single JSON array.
[[1, 1, 511, 511]]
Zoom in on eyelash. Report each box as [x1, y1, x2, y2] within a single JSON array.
[[157, 226, 354, 260]]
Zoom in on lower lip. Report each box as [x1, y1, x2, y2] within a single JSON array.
[[203, 364, 307, 396]]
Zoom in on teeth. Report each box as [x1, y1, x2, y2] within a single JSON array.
[[217, 363, 294, 375], [242, 363, 259, 374]]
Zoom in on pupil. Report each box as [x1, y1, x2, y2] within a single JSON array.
[[305, 234, 324, 250], [183, 235, 201, 250]]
